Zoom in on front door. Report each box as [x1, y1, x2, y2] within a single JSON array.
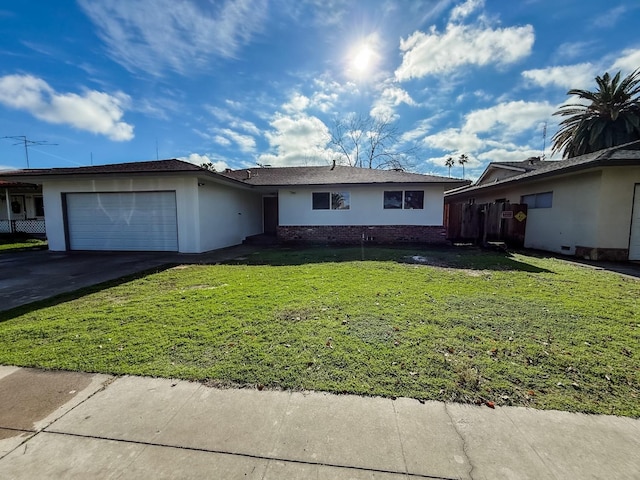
[[263, 196, 278, 235], [10, 195, 26, 220]]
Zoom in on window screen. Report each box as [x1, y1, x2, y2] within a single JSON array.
[[312, 192, 330, 209], [404, 191, 424, 209], [383, 191, 403, 209]]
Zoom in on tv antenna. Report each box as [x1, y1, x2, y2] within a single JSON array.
[[2, 135, 58, 168]]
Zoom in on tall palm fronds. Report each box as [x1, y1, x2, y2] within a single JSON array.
[[458, 154, 468, 178], [552, 69, 640, 158], [445, 156, 455, 177]]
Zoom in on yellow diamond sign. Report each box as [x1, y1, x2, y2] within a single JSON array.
[[514, 211, 527, 222]]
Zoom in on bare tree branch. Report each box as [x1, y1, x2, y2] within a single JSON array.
[[330, 113, 418, 170]]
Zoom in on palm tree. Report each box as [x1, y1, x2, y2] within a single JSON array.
[[445, 156, 455, 177], [458, 154, 468, 178], [552, 69, 640, 158]]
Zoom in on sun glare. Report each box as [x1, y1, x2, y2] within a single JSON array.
[[353, 45, 373, 72], [346, 36, 381, 80]]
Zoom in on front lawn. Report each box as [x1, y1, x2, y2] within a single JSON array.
[[0, 235, 47, 252], [0, 246, 638, 416]]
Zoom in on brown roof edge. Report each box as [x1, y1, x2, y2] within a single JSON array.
[[0, 159, 256, 189], [446, 151, 640, 200]]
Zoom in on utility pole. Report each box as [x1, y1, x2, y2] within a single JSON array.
[[2, 135, 58, 168]]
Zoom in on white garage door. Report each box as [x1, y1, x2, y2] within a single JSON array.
[[630, 184, 640, 261], [65, 192, 178, 251]]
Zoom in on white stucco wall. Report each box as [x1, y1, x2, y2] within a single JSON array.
[[197, 181, 263, 252], [42, 176, 200, 253], [278, 185, 446, 226]]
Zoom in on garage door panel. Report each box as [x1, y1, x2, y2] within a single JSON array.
[[66, 192, 178, 251]]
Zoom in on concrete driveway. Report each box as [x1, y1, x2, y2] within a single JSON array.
[[0, 246, 257, 313]]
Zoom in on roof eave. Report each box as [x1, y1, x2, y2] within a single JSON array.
[[0, 168, 254, 189], [445, 157, 640, 200]]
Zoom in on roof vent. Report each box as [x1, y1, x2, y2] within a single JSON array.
[[331, 159, 336, 170], [246, 170, 252, 179]]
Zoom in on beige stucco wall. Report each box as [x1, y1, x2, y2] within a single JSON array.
[[596, 167, 640, 249], [448, 171, 602, 255], [448, 166, 640, 256]]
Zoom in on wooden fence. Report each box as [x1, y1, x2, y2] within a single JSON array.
[[445, 202, 527, 246]]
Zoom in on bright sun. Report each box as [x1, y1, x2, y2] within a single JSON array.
[[353, 45, 373, 72], [347, 37, 380, 79]]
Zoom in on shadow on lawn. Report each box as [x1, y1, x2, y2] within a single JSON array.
[[225, 244, 551, 273], [0, 264, 176, 323]]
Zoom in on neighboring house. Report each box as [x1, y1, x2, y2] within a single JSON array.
[[0, 160, 467, 253], [0, 180, 46, 235], [445, 144, 640, 261]]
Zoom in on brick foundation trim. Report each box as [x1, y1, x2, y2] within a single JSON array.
[[575, 246, 629, 261], [277, 225, 447, 244]]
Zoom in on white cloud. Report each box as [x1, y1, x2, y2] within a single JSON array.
[[179, 153, 229, 172], [401, 116, 442, 143], [307, 77, 356, 113], [554, 41, 595, 61], [259, 113, 333, 166], [395, 23, 534, 80], [476, 147, 544, 163], [214, 128, 256, 153], [310, 91, 338, 113], [0, 74, 133, 141], [612, 49, 640, 74], [463, 100, 555, 136], [78, 0, 267, 76], [206, 105, 261, 136], [522, 63, 597, 90], [283, 93, 310, 114], [423, 128, 485, 153], [592, 5, 628, 28], [213, 135, 232, 147], [450, 0, 484, 21], [370, 86, 416, 120]]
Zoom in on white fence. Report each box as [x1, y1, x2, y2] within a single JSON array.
[[0, 219, 46, 234]]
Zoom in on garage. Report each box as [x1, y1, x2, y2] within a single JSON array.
[[65, 191, 178, 251]]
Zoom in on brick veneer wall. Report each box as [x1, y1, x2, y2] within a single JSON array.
[[277, 225, 447, 244]]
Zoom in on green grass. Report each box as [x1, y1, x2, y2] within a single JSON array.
[[0, 246, 638, 417], [0, 235, 47, 252]]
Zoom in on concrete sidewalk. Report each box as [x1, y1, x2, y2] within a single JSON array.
[[1, 367, 639, 479]]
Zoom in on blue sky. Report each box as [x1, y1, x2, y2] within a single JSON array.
[[0, 0, 639, 179]]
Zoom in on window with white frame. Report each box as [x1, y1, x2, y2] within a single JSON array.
[[383, 190, 424, 209], [312, 191, 350, 210]]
